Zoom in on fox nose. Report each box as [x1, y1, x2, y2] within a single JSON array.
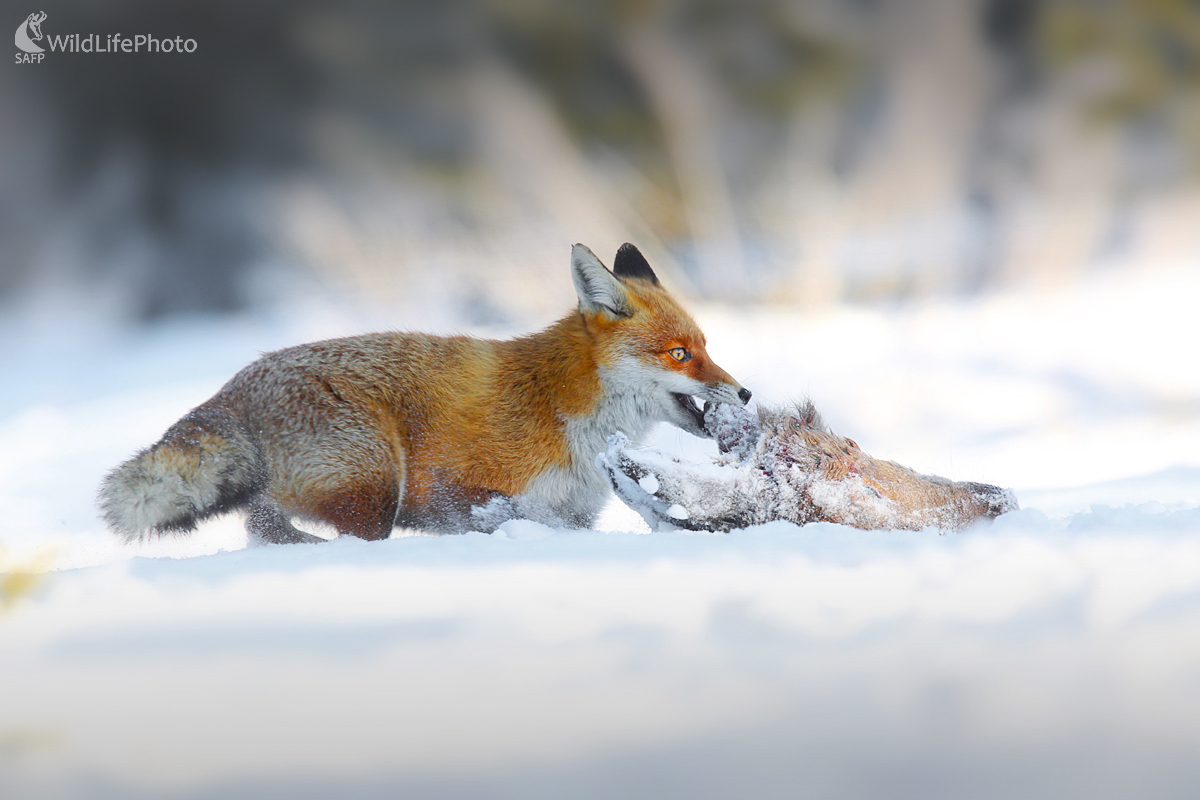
[[738, 388, 752, 404]]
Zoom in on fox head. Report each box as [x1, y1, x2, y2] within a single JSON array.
[[571, 243, 750, 439]]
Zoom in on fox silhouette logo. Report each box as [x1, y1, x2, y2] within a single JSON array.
[[15, 11, 46, 53]]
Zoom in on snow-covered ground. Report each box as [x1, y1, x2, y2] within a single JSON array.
[[2, 266, 1200, 799]]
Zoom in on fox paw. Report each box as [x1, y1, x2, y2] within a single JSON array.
[[597, 434, 699, 530], [598, 433, 755, 532], [470, 496, 517, 531]]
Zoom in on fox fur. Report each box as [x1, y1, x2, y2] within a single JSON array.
[[600, 401, 1017, 533], [99, 243, 750, 544]]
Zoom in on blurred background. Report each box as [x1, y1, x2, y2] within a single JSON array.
[[4, 0, 1199, 327]]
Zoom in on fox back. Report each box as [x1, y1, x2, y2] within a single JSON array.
[[99, 243, 749, 544]]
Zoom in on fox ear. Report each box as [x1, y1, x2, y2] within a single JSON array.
[[572, 243, 632, 318], [612, 243, 659, 286]]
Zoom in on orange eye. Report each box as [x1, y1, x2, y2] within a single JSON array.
[[668, 347, 692, 362]]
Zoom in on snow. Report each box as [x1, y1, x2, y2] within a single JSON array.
[[2, 266, 1200, 799]]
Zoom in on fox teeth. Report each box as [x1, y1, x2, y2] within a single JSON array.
[[671, 393, 707, 426]]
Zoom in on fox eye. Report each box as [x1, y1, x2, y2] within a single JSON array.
[[668, 347, 692, 362]]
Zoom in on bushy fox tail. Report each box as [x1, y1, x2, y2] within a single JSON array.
[[98, 405, 266, 540]]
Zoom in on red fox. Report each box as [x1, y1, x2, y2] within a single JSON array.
[[99, 244, 751, 544], [600, 401, 1017, 532]]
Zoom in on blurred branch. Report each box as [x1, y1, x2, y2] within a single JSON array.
[[0, 543, 54, 614]]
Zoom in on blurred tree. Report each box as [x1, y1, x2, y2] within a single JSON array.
[[2, 0, 1197, 322], [1040, 0, 1200, 177]]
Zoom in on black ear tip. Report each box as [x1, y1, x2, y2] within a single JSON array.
[[613, 243, 660, 285]]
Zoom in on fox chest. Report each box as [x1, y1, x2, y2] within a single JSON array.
[[515, 391, 658, 524]]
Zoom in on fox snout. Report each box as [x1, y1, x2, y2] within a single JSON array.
[[699, 378, 750, 409], [688, 352, 749, 406], [701, 359, 750, 409]]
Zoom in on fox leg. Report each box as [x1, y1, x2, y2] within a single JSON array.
[[259, 429, 403, 541], [598, 433, 767, 532], [245, 497, 325, 546], [309, 476, 400, 540], [246, 479, 398, 543]]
